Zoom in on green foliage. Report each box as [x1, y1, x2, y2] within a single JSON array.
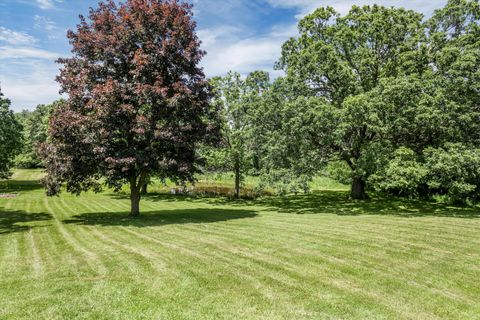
[[14, 101, 61, 169], [427, 0, 480, 145], [258, 168, 311, 195], [370, 147, 428, 197], [325, 161, 352, 185], [424, 144, 480, 203], [372, 144, 480, 203], [208, 71, 270, 197], [0, 88, 22, 179], [260, 0, 480, 201], [273, 4, 427, 199]]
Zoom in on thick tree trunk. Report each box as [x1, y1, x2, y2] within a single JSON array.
[[130, 181, 141, 217], [351, 177, 367, 200], [234, 159, 241, 199]]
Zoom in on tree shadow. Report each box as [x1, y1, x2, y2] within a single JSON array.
[[0, 179, 44, 193], [108, 190, 480, 219], [63, 208, 257, 227], [252, 191, 480, 218], [144, 190, 480, 219], [109, 192, 195, 203], [0, 208, 52, 234]]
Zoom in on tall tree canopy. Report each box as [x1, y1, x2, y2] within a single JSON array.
[[41, 0, 220, 216], [0, 88, 22, 179], [271, 1, 479, 199], [276, 4, 426, 198], [368, 0, 480, 201]]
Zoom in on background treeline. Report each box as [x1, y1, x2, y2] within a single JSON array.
[[14, 100, 63, 169], [1, 0, 479, 204]]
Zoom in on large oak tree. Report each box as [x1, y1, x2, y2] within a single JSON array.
[[269, 0, 479, 200], [276, 5, 426, 198], [42, 0, 220, 216]]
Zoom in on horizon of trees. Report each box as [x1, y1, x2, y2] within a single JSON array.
[[1, 0, 479, 214]]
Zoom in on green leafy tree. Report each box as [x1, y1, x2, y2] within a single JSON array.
[[0, 88, 22, 179], [254, 79, 332, 194], [209, 71, 269, 198], [275, 5, 427, 198]]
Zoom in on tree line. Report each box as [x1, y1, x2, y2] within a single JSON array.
[[0, 0, 478, 215]]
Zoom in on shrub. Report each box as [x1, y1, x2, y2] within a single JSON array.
[[424, 143, 480, 203], [370, 147, 428, 197]]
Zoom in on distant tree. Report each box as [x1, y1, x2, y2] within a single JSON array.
[[209, 71, 269, 198], [15, 100, 63, 168], [276, 5, 427, 199], [0, 88, 22, 179], [41, 0, 220, 216]]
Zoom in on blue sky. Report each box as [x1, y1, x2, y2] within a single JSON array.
[[0, 0, 447, 111]]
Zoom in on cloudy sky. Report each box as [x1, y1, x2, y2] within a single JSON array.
[[0, 0, 447, 111]]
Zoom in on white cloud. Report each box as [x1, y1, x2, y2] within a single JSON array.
[[0, 47, 59, 60], [35, 0, 63, 10], [0, 59, 61, 111], [34, 15, 65, 40], [34, 15, 56, 32], [0, 26, 61, 110], [36, 0, 54, 10], [199, 24, 296, 77], [0, 27, 37, 46]]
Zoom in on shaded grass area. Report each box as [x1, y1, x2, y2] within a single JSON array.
[[257, 192, 480, 218], [0, 169, 479, 319], [116, 190, 480, 219], [0, 208, 51, 234], [64, 208, 257, 227]]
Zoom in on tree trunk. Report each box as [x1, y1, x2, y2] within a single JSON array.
[[234, 159, 240, 199], [141, 183, 148, 195], [130, 181, 141, 217], [351, 177, 367, 200]]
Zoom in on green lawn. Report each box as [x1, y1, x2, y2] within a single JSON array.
[[1, 169, 479, 319]]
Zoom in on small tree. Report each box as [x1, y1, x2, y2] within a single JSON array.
[[42, 0, 220, 216], [0, 88, 22, 179], [210, 71, 269, 198]]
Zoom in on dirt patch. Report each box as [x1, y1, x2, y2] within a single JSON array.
[[0, 194, 18, 198]]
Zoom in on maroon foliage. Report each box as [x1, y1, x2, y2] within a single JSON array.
[[42, 0, 220, 216]]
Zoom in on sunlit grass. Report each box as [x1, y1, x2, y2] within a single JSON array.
[[1, 169, 479, 319]]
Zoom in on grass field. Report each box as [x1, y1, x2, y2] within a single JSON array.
[[1, 169, 480, 319]]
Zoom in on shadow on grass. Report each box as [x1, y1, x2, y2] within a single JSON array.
[[63, 208, 257, 227], [0, 179, 44, 193], [251, 191, 480, 218], [0, 208, 52, 234], [110, 190, 480, 219]]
